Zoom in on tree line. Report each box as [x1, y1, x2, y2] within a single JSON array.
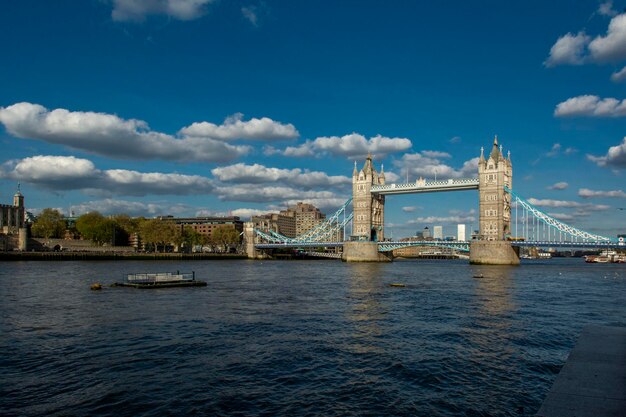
[[30, 209, 241, 252]]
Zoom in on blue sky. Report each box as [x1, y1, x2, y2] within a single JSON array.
[[1, 0, 626, 238]]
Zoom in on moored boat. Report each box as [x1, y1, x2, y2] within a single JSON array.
[[112, 271, 207, 288], [584, 251, 625, 263]]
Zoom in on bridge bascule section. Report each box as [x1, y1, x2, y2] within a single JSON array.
[[245, 137, 621, 263]]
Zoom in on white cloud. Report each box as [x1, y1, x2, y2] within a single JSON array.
[[544, 32, 590, 67], [578, 188, 626, 198], [211, 163, 350, 189], [111, 0, 214, 22], [0, 155, 214, 196], [282, 144, 316, 158], [195, 207, 268, 219], [393, 153, 478, 180], [449, 136, 461, 144], [527, 197, 610, 210], [611, 66, 626, 82], [599, 1, 618, 17], [548, 182, 569, 190], [545, 13, 626, 67], [282, 198, 348, 210], [589, 14, 626, 61], [276, 133, 412, 159], [587, 137, 626, 168], [179, 112, 298, 141], [546, 143, 561, 157], [421, 150, 451, 159], [0, 102, 255, 162], [70, 199, 191, 217], [554, 95, 626, 117], [547, 212, 576, 221], [214, 184, 340, 203], [241, 6, 258, 26], [402, 206, 417, 213], [410, 215, 476, 224]]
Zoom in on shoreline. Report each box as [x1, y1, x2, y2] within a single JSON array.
[[0, 251, 248, 261]]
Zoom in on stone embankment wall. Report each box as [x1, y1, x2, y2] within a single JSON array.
[[30, 238, 137, 253]]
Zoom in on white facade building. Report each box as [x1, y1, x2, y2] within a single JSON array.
[[457, 224, 466, 241]]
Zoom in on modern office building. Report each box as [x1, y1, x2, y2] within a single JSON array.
[[457, 224, 466, 241], [433, 225, 443, 240]]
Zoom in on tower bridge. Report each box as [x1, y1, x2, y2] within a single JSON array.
[[245, 137, 621, 264]]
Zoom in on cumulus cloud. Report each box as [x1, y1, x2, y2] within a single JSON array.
[[554, 95, 626, 117], [276, 133, 412, 159], [214, 184, 340, 203], [195, 207, 269, 219], [527, 197, 610, 211], [545, 32, 591, 67], [589, 13, 626, 62], [599, 1, 618, 17], [611, 66, 626, 82], [70, 199, 191, 217], [402, 206, 417, 213], [546, 143, 562, 157], [393, 153, 478, 180], [546, 13, 626, 67], [409, 214, 476, 224], [241, 6, 258, 26], [211, 163, 350, 189], [548, 182, 569, 190], [547, 212, 576, 221], [0, 103, 305, 162], [0, 155, 214, 196], [587, 137, 626, 168], [111, 0, 214, 22], [282, 198, 348, 210], [421, 150, 451, 159], [578, 188, 626, 198], [179, 112, 298, 141]]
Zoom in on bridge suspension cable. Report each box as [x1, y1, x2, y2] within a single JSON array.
[[254, 198, 353, 244], [505, 186, 612, 243]]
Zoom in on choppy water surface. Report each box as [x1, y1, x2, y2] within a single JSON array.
[[1, 258, 625, 416]]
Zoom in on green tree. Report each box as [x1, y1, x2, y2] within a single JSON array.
[[211, 226, 241, 252], [180, 226, 207, 252], [111, 214, 140, 246], [75, 212, 116, 245], [139, 219, 178, 252], [31, 208, 66, 240]]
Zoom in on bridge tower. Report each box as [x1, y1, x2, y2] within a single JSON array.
[[478, 136, 512, 240], [344, 154, 391, 262], [471, 137, 519, 265], [352, 153, 385, 241]]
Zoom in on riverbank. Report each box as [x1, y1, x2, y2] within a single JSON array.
[[0, 251, 247, 261]]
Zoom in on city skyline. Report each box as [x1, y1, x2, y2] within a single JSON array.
[[1, 1, 626, 238]]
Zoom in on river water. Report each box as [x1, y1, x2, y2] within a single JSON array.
[[1, 258, 625, 416]]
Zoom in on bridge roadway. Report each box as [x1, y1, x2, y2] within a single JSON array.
[[255, 240, 625, 251]]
